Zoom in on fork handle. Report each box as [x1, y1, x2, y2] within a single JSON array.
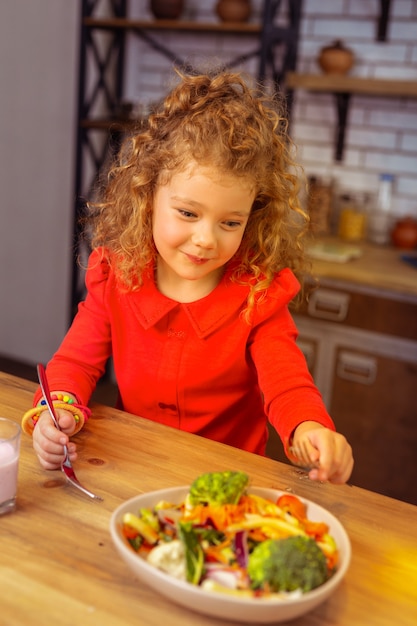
[[37, 364, 62, 431]]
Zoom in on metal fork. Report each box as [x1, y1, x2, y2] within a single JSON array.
[[37, 364, 103, 501]]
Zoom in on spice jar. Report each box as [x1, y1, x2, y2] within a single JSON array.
[[338, 202, 366, 242], [307, 176, 334, 235]]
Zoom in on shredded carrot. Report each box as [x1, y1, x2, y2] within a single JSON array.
[[204, 538, 233, 564], [184, 495, 260, 530], [122, 524, 139, 539]]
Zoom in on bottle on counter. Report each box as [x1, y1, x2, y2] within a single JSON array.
[[367, 173, 394, 245]]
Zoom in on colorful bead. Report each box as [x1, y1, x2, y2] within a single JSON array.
[[40, 394, 76, 406]]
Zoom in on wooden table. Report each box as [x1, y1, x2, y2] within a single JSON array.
[[1, 372, 416, 626]]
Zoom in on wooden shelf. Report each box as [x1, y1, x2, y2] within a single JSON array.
[[83, 17, 261, 34], [286, 72, 417, 97], [286, 72, 417, 161]]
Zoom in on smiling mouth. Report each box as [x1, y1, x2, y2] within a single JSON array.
[[184, 252, 210, 265]]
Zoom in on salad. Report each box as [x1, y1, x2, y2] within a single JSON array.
[[121, 471, 339, 598]]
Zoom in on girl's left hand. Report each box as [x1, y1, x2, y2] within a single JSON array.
[[291, 422, 354, 484]]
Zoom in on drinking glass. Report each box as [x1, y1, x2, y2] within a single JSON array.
[[0, 417, 21, 515]]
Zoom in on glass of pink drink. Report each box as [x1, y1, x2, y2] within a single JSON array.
[[0, 418, 21, 515]]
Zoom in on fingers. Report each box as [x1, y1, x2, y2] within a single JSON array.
[[32, 411, 77, 470], [57, 411, 78, 435], [288, 439, 319, 470], [327, 443, 354, 484], [293, 427, 354, 485], [319, 432, 353, 484]]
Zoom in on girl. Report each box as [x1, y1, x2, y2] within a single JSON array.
[[23, 70, 353, 484]]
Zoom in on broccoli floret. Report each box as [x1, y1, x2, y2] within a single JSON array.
[[189, 471, 249, 506], [248, 536, 329, 593]]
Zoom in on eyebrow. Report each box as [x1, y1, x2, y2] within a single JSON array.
[[171, 195, 251, 217]]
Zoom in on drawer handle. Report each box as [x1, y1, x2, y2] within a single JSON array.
[[307, 289, 350, 321], [337, 351, 377, 385]]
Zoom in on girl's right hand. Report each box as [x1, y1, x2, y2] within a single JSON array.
[[32, 410, 78, 470]]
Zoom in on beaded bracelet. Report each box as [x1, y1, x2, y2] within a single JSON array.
[[21, 394, 91, 436]]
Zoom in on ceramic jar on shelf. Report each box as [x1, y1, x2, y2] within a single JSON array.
[[216, 0, 252, 23], [150, 0, 184, 20], [317, 40, 355, 75]]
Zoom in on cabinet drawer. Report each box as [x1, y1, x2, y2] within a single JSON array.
[[294, 286, 417, 341], [330, 346, 417, 504]]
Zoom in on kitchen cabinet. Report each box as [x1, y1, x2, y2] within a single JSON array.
[[266, 244, 417, 505]]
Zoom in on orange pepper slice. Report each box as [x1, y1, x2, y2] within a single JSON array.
[[276, 494, 307, 521]]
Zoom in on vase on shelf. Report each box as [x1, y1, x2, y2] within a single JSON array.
[[317, 40, 355, 75], [150, 0, 184, 20], [216, 0, 252, 23]]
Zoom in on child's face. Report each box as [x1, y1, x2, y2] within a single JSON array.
[[152, 163, 255, 300]]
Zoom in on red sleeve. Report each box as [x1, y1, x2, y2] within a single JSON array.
[[249, 269, 335, 453], [33, 249, 113, 406]]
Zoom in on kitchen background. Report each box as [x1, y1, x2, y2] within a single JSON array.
[[124, 0, 417, 216], [0, 0, 415, 367]]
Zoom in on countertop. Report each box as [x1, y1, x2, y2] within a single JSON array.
[[307, 237, 417, 300]]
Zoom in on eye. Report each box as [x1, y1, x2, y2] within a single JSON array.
[[177, 209, 197, 219], [223, 220, 244, 229]]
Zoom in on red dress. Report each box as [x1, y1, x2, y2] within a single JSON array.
[[35, 249, 334, 456]]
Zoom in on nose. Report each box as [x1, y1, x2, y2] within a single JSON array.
[[191, 222, 216, 249]]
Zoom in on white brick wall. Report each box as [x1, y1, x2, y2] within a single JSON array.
[[125, 0, 417, 219]]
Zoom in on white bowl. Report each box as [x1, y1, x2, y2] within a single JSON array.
[[110, 486, 351, 623]]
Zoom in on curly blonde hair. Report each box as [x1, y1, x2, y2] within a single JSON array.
[[86, 69, 311, 318]]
